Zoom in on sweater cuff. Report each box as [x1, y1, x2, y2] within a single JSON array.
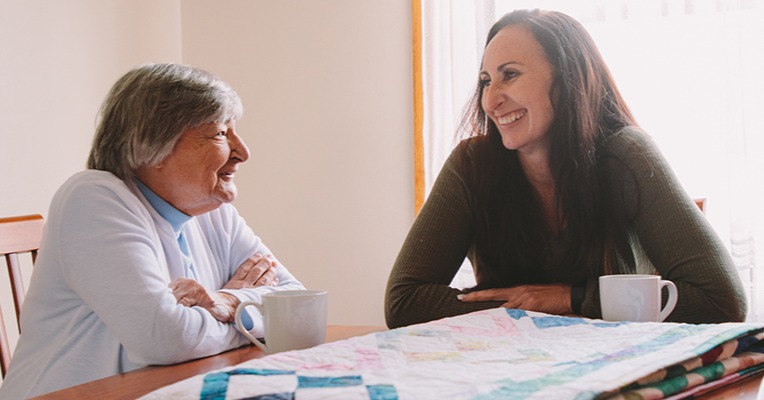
[[570, 284, 585, 315]]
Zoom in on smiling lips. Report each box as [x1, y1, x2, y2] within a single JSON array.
[[218, 168, 237, 179], [218, 161, 239, 179], [496, 110, 527, 125]]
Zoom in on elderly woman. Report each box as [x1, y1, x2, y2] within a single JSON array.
[[0, 63, 304, 398]]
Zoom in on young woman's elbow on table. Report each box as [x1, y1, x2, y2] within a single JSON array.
[[384, 282, 473, 329], [704, 294, 747, 323], [665, 283, 747, 324], [384, 284, 423, 329]]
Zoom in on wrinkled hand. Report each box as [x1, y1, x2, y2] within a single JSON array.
[[457, 284, 572, 315], [169, 277, 238, 323], [168, 253, 279, 323], [223, 253, 279, 290]]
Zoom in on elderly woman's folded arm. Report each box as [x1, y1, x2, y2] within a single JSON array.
[[55, 183, 268, 365]]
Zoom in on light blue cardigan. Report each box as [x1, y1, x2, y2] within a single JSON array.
[[0, 170, 304, 398]]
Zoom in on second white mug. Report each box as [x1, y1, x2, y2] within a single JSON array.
[[599, 274, 678, 322], [235, 289, 328, 354]]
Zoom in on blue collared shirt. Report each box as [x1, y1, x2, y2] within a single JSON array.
[[134, 179, 198, 280], [134, 178, 253, 330]]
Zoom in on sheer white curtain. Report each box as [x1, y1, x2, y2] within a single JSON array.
[[420, 0, 764, 320], [420, 0, 494, 197]]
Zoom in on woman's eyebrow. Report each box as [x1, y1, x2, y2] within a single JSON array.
[[496, 61, 521, 70], [481, 61, 521, 75]]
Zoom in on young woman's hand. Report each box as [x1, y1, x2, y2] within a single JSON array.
[[457, 284, 573, 315]]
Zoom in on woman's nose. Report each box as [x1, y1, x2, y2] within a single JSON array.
[[482, 85, 504, 114], [230, 130, 251, 162]]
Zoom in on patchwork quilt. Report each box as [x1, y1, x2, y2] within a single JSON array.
[[141, 308, 764, 400]]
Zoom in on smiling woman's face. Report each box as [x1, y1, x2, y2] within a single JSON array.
[[480, 25, 555, 156], [136, 120, 250, 216]]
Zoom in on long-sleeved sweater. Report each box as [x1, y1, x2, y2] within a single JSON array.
[[385, 127, 746, 328]]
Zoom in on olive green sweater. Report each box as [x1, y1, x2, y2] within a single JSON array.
[[385, 127, 746, 328]]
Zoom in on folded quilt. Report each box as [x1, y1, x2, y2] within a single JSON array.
[[141, 308, 764, 400]]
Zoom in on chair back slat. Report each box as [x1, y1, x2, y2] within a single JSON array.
[[0, 214, 44, 378], [0, 307, 10, 377], [6, 253, 26, 329]]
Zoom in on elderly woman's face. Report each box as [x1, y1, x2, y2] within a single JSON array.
[[137, 120, 250, 216]]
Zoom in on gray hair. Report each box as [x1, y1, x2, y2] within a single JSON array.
[[87, 63, 243, 179]]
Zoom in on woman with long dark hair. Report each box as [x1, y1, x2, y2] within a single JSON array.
[[385, 9, 746, 328]]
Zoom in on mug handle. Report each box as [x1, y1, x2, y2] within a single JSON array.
[[658, 280, 678, 322], [235, 300, 268, 353]]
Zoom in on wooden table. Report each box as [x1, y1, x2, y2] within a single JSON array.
[[32, 325, 386, 400], [701, 374, 762, 399], [31, 324, 763, 399]]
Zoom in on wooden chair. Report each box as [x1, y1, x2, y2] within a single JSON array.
[[0, 214, 44, 377]]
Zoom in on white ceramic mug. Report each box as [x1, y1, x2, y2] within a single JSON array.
[[235, 289, 328, 354], [599, 274, 678, 322]]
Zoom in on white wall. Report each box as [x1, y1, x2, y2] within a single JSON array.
[[180, 0, 413, 326], [0, 0, 183, 362], [0, 0, 412, 339], [0, 0, 183, 217]]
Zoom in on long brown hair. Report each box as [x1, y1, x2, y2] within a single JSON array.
[[459, 9, 637, 286]]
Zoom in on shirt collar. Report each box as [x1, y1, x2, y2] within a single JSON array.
[[134, 178, 191, 234]]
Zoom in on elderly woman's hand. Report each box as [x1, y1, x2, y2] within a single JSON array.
[[169, 253, 280, 323], [169, 278, 239, 322], [223, 253, 279, 290]]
